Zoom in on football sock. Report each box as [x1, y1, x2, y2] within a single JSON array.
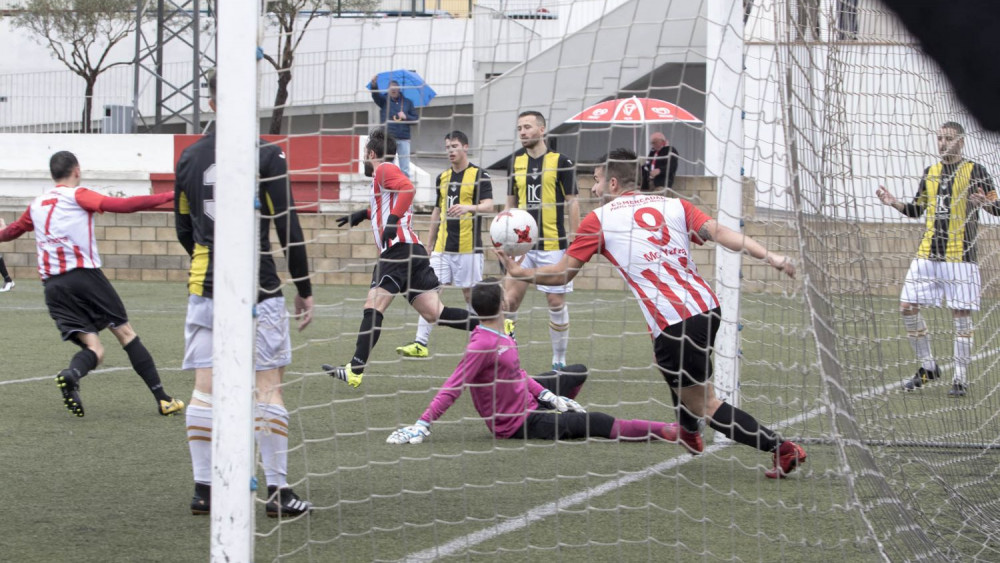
[[903, 312, 936, 371], [954, 316, 973, 385], [124, 337, 171, 401], [68, 348, 98, 379], [350, 308, 384, 373], [186, 405, 213, 485], [414, 316, 432, 347], [670, 388, 701, 433], [0, 256, 9, 281], [708, 402, 780, 452], [438, 306, 479, 330], [255, 403, 290, 489], [610, 419, 671, 441], [548, 305, 569, 366]]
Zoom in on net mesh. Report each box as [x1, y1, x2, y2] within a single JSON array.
[[245, 1, 1000, 560]]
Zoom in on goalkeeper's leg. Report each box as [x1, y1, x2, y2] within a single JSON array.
[[532, 364, 587, 400]]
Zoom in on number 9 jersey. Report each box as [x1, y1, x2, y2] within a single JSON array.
[[566, 192, 719, 335]]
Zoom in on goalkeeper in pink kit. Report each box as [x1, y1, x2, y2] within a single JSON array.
[[388, 278, 682, 445]]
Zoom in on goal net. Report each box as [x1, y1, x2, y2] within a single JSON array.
[[221, 0, 1000, 560]]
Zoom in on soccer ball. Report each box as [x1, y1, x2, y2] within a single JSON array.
[[490, 209, 538, 257]]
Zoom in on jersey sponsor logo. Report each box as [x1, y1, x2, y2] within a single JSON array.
[[447, 193, 459, 209], [527, 168, 542, 204], [202, 164, 217, 220]]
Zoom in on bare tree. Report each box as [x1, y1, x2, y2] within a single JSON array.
[[12, 0, 139, 133], [261, 0, 378, 134]]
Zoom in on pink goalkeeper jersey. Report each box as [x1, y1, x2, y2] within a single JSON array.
[[420, 326, 546, 438], [26, 186, 109, 280], [568, 192, 719, 336], [369, 162, 420, 249]]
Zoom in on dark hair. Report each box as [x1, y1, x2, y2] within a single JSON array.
[[517, 110, 546, 128], [206, 68, 217, 101], [445, 130, 469, 146], [388, 80, 400, 87], [470, 277, 503, 318], [601, 148, 640, 190], [50, 150, 80, 181], [366, 127, 397, 159], [941, 121, 965, 136]]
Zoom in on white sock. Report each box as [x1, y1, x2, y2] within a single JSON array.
[[255, 403, 290, 489], [902, 312, 935, 371], [186, 405, 213, 485], [549, 305, 569, 366], [414, 316, 432, 347], [954, 316, 973, 385]]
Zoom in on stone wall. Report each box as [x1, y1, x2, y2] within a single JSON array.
[[4, 175, 999, 299]]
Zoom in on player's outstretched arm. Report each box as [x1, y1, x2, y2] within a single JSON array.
[[700, 219, 795, 278], [499, 252, 585, 286], [0, 210, 33, 242], [87, 190, 173, 214]]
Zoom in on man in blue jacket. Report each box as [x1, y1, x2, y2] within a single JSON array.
[[370, 75, 418, 178]]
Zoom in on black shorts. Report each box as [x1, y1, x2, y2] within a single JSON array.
[[510, 364, 616, 440], [653, 307, 721, 388], [370, 243, 440, 303], [44, 268, 128, 342]]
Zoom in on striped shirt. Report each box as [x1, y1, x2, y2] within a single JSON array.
[[568, 192, 719, 336], [370, 162, 421, 249]]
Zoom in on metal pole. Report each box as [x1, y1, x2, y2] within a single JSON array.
[[211, 0, 259, 559], [706, 0, 745, 417]]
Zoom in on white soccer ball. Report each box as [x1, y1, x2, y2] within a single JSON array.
[[490, 209, 538, 257]]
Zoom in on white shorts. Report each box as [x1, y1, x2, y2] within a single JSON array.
[[183, 294, 292, 371], [521, 249, 574, 294], [431, 251, 484, 288], [900, 259, 981, 311]]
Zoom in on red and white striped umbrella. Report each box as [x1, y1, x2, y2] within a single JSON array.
[[566, 96, 701, 124]]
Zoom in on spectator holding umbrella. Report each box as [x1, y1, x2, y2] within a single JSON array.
[[370, 74, 419, 178]]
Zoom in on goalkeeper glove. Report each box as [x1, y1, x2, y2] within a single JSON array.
[[538, 390, 587, 413], [386, 419, 431, 444], [381, 214, 400, 249], [337, 209, 369, 228]]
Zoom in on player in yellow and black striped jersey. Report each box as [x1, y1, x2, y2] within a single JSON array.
[[876, 121, 999, 398], [503, 110, 579, 371], [396, 130, 494, 358], [173, 70, 313, 517]]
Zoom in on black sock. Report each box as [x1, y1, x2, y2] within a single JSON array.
[[438, 306, 479, 331], [670, 388, 701, 433], [124, 337, 170, 401], [0, 257, 10, 282], [350, 308, 384, 373], [708, 402, 779, 452], [68, 348, 98, 379]]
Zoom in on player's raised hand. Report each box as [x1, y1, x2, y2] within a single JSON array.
[[767, 254, 796, 279], [337, 209, 369, 228], [294, 294, 314, 331], [495, 250, 527, 279], [875, 185, 897, 206], [386, 420, 431, 444], [968, 186, 990, 208]]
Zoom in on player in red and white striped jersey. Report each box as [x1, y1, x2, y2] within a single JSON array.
[[323, 128, 479, 388], [0, 151, 183, 418], [500, 148, 807, 479]]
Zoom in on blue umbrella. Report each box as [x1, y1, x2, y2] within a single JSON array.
[[368, 69, 437, 108]]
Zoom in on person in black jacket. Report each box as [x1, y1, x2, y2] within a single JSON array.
[[174, 70, 314, 519], [370, 75, 419, 178], [641, 133, 679, 191]]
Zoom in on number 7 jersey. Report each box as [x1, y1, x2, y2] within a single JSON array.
[[567, 192, 719, 336]]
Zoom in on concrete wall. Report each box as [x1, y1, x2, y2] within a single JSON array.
[[10, 173, 993, 303]]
